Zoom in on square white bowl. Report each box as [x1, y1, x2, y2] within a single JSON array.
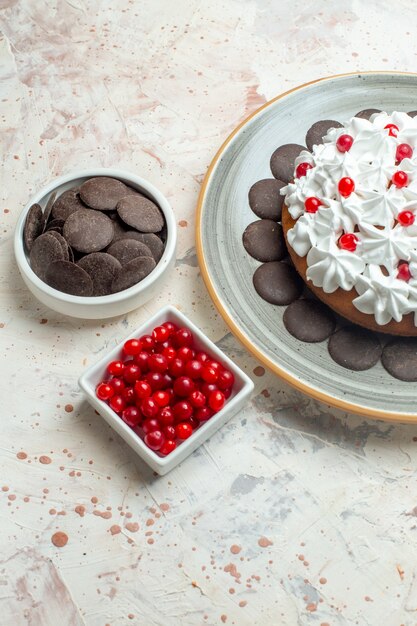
[[78, 305, 254, 474]]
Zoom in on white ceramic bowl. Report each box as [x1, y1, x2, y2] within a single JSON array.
[[78, 306, 254, 475], [14, 168, 177, 319]]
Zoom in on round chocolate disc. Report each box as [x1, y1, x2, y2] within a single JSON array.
[[117, 195, 164, 233], [63, 209, 114, 253], [44, 260, 93, 296], [408, 110, 417, 118], [354, 108, 381, 120], [116, 232, 164, 261], [47, 230, 70, 261], [283, 299, 336, 343], [253, 261, 303, 305], [270, 144, 307, 183], [42, 191, 57, 226], [381, 339, 417, 381], [45, 219, 65, 231], [79, 177, 128, 211], [77, 252, 122, 296], [305, 120, 343, 152], [29, 232, 65, 281], [243, 220, 286, 262], [107, 238, 152, 266], [328, 326, 382, 371], [51, 188, 85, 221], [111, 256, 156, 293], [24, 203, 45, 252], [248, 179, 286, 221]]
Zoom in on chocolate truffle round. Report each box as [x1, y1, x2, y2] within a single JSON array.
[[117, 195, 164, 233], [243, 220, 286, 263], [24, 203, 44, 252], [51, 188, 85, 221], [354, 108, 381, 120], [381, 339, 417, 381], [63, 209, 114, 253], [305, 120, 342, 151], [248, 179, 286, 221], [283, 299, 336, 343], [328, 327, 382, 371], [253, 261, 303, 305], [44, 260, 93, 296], [79, 177, 128, 211], [111, 256, 156, 293], [77, 252, 122, 296], [270, 144, 307, 183], [29, 232, 65, 281]]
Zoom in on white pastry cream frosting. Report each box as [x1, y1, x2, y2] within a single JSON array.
[[283, 111, 417, 325]]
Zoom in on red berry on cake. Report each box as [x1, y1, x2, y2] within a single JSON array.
[[384, 123, 399, 137], [396, 143, 413, 163], [397, 262, 412, 282], [338, 233, 358, 252], [336, 134, 353, 153], [397, 210, 415, 226], [392, 171, 408, 188], [295, 162, 313, 178], [338, 177, 355, 198], [304, 197, 322, 213]]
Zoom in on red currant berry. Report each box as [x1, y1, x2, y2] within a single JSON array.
[[122, 406, 141, 428], [175, 422, 193, 440], [123, 362, 141, 384], [295, 162, 313, 178], [159, 439, 176, 455], [195, 351, 210, 363], [201, 382, 218, 397], [169, 358, 185, 378], [190, 390, 206, 408], [135, 351, 150, 373], [223, 387, 232, 400], [397, 210, 415, 226], [338, 177, 355, 198], [107, 360, 124, 376], [162, 346, 177, 361], [110, 377, 125, 394], [140, 334, 155, 351], [142, 418, 161, 434], [153, 390, 170, 407], [174, 327, 193, 348], [158, 407, 174, 426], [392, 171, 408, 188], [134, 380, 152, 400], [152, 325, 170, 343], [396, 143, 413, 162], [163, 425, 176, 439], [397, 262, 412, 281], [217, 369, 235, 390], [163, 321, 178, 332], [141, 397, 159, 419], [123, 338, 142, 356], [173, 401, 193, 422], [208, 390, 226, 412], [109, 395, 126, 414], [338, 233, 358, 252], [122, 386, 136, 405], [384, 123, 399, 137], [176, 346, 194, 362], [173, 376, 195, 397], [201, 364, 218, 383], [336, 134, 354, 152], [145, 371, 166, 391], [96, 382, 114, 401], [304, 197, 322, 214], [208, 361, 222, 373], [144, 430, 165, 451], [162, 373, 173, 389], [188, 415, 200, 429], [195, 406, 213, 421], [184, 359, 203, 379], [148, 353, 168, 373]]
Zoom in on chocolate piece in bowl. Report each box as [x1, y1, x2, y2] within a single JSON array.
[[305, 119, 342, 151], [51, 188, 86, 220], [111, 256, 156, 293], [63, 209, 114, 253], [45, 218, 65, 232], [29, 232, 66, 281], [242, 220, 286, 263], [47, 230, 70, 261], [117, 195, 164, 233], [23, 203, 44, 252], [248, 178, 285, 221], [42, 191, 57, 226], [117, 232, 165, 262], [79, 176, 128, 211], [77, 252, 122, 296], [270, 143, 307, 183], [45, 260, 93, 296], [106, 238, 152, 266]]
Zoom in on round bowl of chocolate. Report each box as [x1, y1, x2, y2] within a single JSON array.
[[14, 169, 176, 319]]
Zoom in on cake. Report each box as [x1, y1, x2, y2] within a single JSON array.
[[281, 111, 417, 336]]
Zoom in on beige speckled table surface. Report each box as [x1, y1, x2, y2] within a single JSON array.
[[1, 1, 417, 625]]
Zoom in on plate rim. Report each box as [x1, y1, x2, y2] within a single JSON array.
[[196, 70, 417, 423]]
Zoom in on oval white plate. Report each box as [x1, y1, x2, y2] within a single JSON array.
[[197, 72, 417, 422]]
